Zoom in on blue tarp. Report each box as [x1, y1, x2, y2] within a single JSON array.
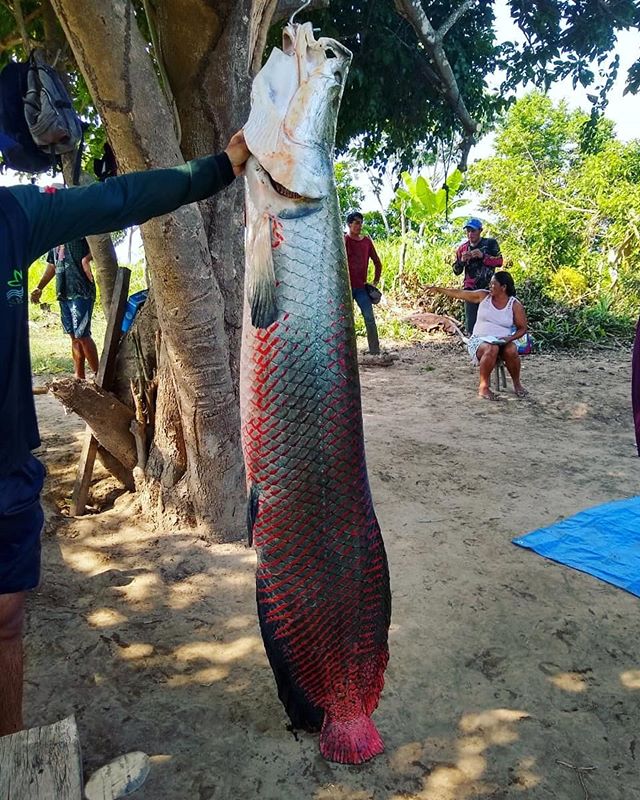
[[513, 496, 640, 598]]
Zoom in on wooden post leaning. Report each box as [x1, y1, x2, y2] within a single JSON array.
[[69, 267, 131, 516]]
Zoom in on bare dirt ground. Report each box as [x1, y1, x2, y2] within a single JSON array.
[[26, 340, 640, 800]]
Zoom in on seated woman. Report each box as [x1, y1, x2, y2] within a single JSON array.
[[425, 271, 529, 400]]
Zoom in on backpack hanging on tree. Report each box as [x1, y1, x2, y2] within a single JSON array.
[[23, 50, 82, 155], [0, 60, 51, 173]]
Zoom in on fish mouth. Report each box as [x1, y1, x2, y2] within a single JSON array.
[[268, 173, 306, 201]]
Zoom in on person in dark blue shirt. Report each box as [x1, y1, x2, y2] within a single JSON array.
[[32, 238, 99, 378], [0, 130, 249, 736]]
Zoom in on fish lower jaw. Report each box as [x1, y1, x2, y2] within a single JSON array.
[[269, 174, 305, 200]]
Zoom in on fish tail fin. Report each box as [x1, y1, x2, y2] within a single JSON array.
[[319, 713, 384, 764]]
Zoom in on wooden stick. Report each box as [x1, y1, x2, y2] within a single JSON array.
[[70, 267, 131, 516]]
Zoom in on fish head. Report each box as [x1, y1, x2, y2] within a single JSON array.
[[244, 22, 352, 204]]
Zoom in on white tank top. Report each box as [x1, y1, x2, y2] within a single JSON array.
[[473, 295, 516, 338]]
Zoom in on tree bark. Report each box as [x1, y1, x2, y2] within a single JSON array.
[[50, 0, 245, 540]]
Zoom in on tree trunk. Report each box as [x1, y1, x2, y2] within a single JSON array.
[[50, 0, 247, 540]]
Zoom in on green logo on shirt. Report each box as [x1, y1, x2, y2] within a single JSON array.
[[6, 269, 24, 305]]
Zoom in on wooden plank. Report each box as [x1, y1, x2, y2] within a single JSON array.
[[0, 715, 82, 800], [95, 267, 131, 389], [69, 435, 100, 517], [70, 267, 131, 517]]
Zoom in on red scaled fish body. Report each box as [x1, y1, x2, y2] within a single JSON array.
[[241, 22, 391, 764]]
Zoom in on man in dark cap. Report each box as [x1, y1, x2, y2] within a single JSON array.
[[453, 217, 503, 334]]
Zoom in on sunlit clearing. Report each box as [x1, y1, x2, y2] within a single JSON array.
[[61, 546, 106, 575], [620, 670, 640, 689], [174, 637, 261, 665], [548, 672, 588, 693], [115, 572, 162, 608], [459, 708, 529, 734], [226, 615, 256, 631], [389, 741, 427, 771], [423, 761, 489, 796], [390, 711, 531, 800], [87, 608, 128, 628], [168, 666, 229, 687], [569, 402, 589, 419], [168, 575, 213, 611], [513, 756, 541, 789], [118, 643, 154, 660]]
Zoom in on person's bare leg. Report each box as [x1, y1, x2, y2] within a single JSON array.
[[0, 592, 26, 736], [503, 342, 526, 396], [477, 344, 499, 400], [79, 337, 99, 375], [70, 337, 85, 379]]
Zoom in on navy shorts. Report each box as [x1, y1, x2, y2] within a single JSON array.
[[60, 297, 94, 338], [0, 455, 45, 595]]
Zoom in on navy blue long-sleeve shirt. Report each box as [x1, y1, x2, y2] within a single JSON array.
[[0, 153, 235, 477]]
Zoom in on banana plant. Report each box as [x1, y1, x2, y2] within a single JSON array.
[[396, 168, 466, 231]]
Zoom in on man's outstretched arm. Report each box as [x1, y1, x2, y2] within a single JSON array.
[[11, 133, 250, 266]]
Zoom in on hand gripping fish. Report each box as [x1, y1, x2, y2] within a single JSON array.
[[241, 21, 391, 765]]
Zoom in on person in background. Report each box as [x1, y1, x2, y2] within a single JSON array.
[[0, 131, 250, 737], [344, 211, 382, 356], [453, 217, 503, 334], [31, 238, 99, 379], [425, 271, 528, 401]]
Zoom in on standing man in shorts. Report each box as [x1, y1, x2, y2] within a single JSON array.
[[31, 238, 99, 379], [0, 130, 250, 736]]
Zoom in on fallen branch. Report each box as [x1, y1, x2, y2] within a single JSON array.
[[49, 378, 137, 470]]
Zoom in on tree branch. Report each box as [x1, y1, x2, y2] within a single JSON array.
[[437, 0, 475, 41], [0, 7, 40, 52], [12, 0, 29, 51], [393, 0, 480, 167]]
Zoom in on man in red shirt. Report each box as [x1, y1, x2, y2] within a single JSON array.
[[344, 211, 382, 355]]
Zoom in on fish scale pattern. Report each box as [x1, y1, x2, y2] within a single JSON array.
[[241, 206, 391, 763]]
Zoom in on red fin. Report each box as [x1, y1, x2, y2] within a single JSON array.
[[319, 713, 384, 764]]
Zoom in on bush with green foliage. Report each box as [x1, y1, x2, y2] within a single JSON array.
[[360, 93, 639, 348]]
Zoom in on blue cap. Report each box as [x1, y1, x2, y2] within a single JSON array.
[[463, 217, 483, 230]]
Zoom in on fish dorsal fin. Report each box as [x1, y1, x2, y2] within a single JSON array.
[[246, 209, 278, 329]]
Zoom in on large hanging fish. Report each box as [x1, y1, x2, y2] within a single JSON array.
[[241, 19, 391, 765]]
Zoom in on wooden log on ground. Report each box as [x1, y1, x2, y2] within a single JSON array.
[[49, 378, 137, 470], [96, 446, 135, 491], [0, 715, 82, 799]]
